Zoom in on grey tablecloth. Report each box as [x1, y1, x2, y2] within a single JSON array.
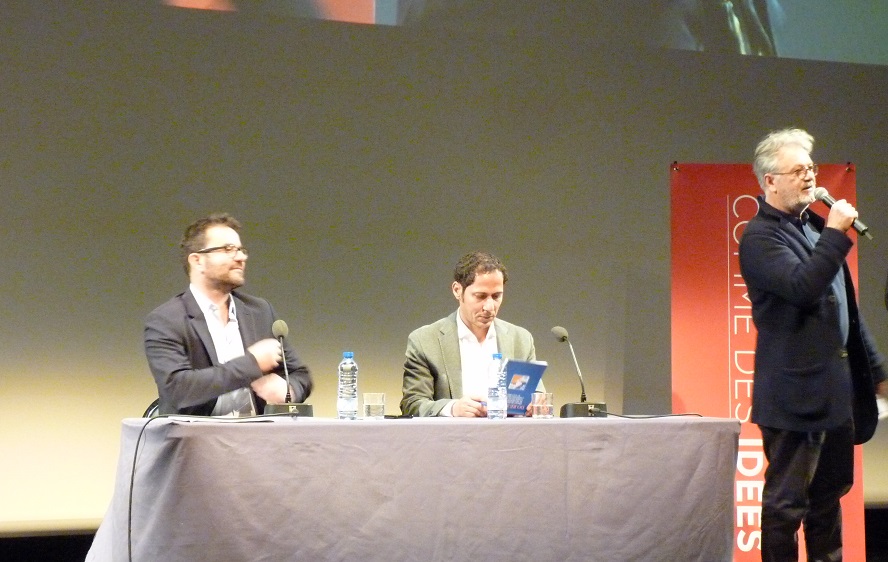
[[87, 415, 739, 561]]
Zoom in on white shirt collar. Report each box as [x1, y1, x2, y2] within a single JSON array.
[[189, 284, 236, 323], [455, 309, 496, 343]]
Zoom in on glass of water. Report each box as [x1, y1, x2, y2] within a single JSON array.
[[531, 392, 555, 419], [362, 393, 386, 419]]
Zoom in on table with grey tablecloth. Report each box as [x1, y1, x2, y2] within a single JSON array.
[[87, 415, 739, 561]]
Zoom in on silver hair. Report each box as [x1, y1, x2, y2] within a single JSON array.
[[753, 128, 814, 191]]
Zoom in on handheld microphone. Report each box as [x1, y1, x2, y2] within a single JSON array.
[[813, 187, 872, 240], [551, 326, 606, 418], [264, 320, 313, 416]]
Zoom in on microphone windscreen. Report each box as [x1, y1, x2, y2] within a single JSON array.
[[813, 187, 830, 202], [272, 319, 289, 339], [551, 326, 569, 342]]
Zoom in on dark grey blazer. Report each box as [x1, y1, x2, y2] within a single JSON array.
[[144, 289, 312, 416], [400, 311, 536, 417]]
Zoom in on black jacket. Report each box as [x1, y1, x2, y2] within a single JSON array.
[[739, 197, 884, 443]]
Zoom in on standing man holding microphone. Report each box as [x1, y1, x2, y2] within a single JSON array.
[[739, 128, 886, 561]]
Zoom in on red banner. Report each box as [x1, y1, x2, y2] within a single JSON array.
[[670, 163, 864, 561]]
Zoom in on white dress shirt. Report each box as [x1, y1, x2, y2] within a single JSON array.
[[442, 311, 498, 416], [190, 285, 255, 416]]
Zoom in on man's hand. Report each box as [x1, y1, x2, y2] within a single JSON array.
[[452, 395, 487, 417], [247, 338, 282, 373], [252, 373, 289, 404], [825, 199, 859, 233]]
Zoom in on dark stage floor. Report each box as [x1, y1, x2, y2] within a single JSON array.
[[4, 510, 888, 561]]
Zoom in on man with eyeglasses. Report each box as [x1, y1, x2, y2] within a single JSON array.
[[144, 213, 312, 416], [739, 128, 886, 561]]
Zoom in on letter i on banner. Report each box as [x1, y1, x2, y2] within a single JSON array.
[[669, 163, 864, 561]]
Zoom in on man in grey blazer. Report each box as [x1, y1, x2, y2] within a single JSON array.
[[400, 251, 536, 417], [145, 213, 312, 416]]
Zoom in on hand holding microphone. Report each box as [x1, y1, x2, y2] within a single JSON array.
[[813, 187, 872, 239], [247, 320, 288, 373], [248, 338, 283, 372]]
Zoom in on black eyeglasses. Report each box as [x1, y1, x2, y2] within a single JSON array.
[[195, 244, 248, 258], [770, 164, 818, 179]]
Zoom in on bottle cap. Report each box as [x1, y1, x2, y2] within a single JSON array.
[[492, 353, 502, 359], [343, 351, 354, 359]]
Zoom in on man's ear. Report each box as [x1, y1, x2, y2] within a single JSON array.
[[188, 253, 202, 272], [452, 281, 462, 301], [763, 174, 777, 195]]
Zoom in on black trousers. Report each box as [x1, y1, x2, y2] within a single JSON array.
[[759, 421, 854, 562]]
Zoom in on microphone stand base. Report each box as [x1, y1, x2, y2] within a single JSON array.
[[560, 402, 607, 418], [264, 403, 313, 417]]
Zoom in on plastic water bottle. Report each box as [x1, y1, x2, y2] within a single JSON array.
[[337, 351, 358, 420], [487, 353, 507, 419]]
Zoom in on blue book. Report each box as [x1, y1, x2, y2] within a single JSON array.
[[505, 359, 548, 416]]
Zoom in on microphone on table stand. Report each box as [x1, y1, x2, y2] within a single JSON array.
[[551, 326, 606, 417], [263, 320, 313, 416]]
